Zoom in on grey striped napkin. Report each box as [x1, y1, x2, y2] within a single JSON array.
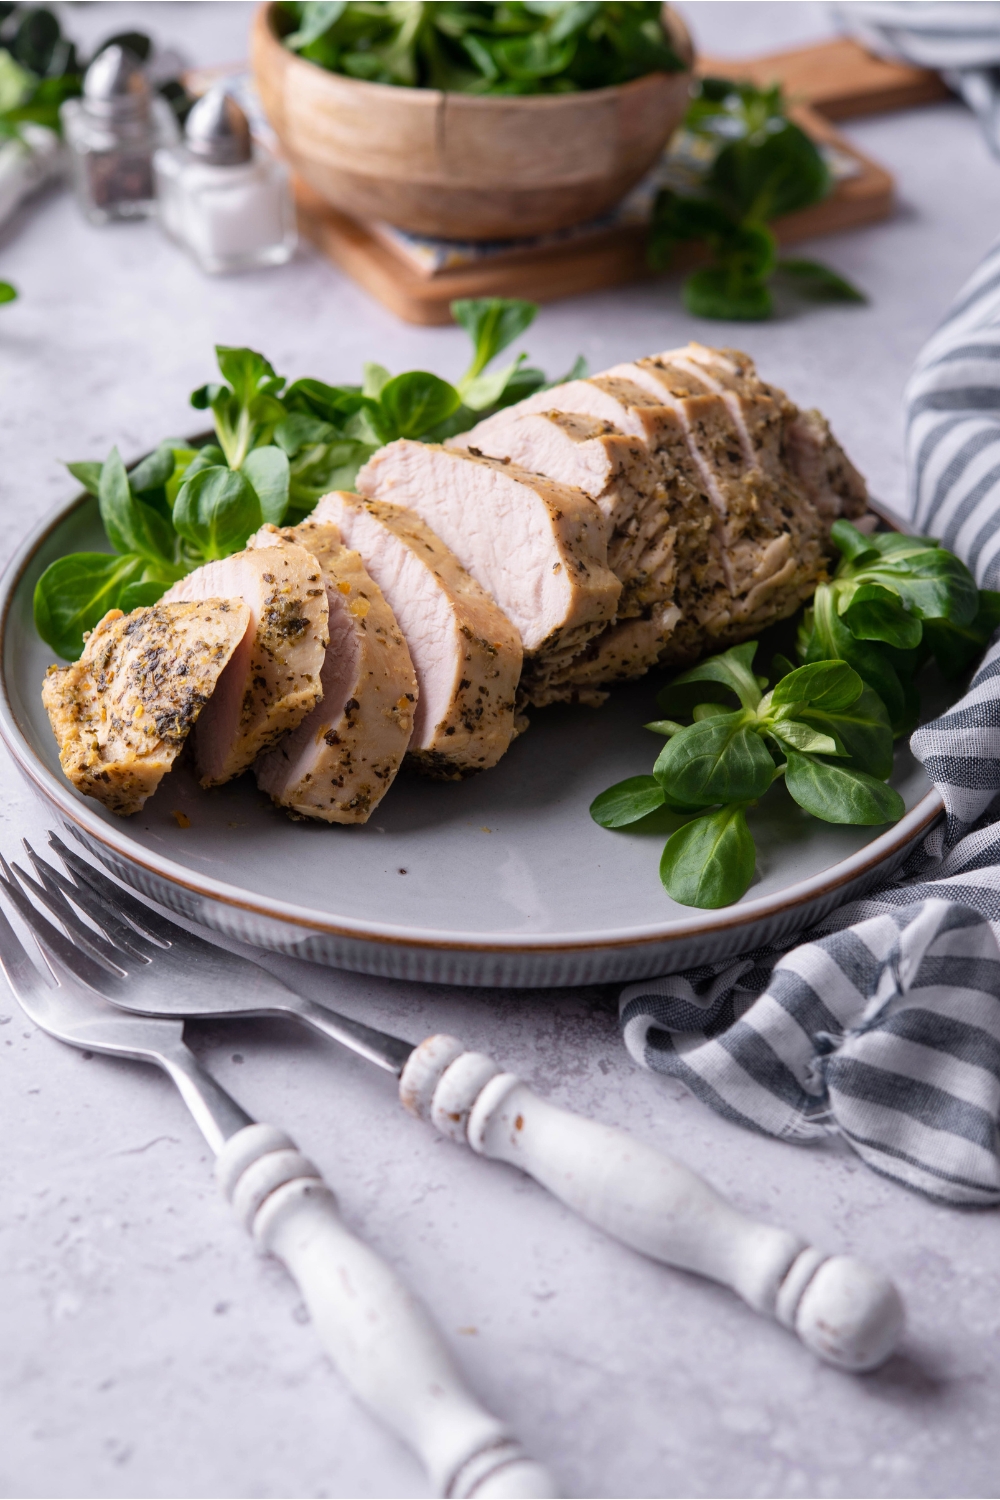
[[619, 239, 1000, 1206], [832, 2, 1000, 156]]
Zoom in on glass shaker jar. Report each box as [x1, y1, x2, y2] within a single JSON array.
[[61, 45, 178, 225], [154, 87, 297, 274]]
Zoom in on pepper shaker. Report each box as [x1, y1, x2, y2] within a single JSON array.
[[61, 44, 178, 224], [154, 86, 296, 274]]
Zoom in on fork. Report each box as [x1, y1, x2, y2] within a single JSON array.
[[8, 831, 905, 1374], [0, 887, 555, 1500]]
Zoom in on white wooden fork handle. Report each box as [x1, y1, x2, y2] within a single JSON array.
[[217, 1122, 557, 1499], [400, 1036, 904, 1373]]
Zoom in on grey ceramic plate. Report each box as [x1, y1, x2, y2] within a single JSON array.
[[0, 489, 945, 987]]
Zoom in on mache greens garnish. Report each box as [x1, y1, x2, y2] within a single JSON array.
[[798, 519, 1000, 737], [593, 518, 1000, 910], [277, 1, 684, 94], [648, 78, 866, 320], [34, 297, 583, 660], [591, 642, 903, 909]]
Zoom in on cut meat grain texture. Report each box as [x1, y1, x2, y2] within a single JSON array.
[[162, 540, 329, 786], [41, 599, 250, 815], [355, 440, 620, 708], [313, 492, 521, 778], [453, 343, 867, 701], [251, 521, 417, 822]]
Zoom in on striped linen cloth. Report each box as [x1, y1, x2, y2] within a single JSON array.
[[832, 3, 1000, 157], [619, 243, 1000, 1207]]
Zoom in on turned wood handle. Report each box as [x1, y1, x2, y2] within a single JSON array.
[[217, 1124, 558, 1499], [400, 1037, 904, 1373]]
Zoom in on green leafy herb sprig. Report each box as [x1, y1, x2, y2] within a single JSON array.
[[0, 5, 196, 143], [278, 1, 684, 95], [649, 78, 865, 321], [798, 519, 1000, 738], [34, 297, 584, 661], [0, 279, 15, 302], [0, 4, 81, 137], [591, 642, 903, 909]]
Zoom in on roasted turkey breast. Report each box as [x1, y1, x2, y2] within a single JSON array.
[[251, 521, 417, 822], [312, 492, 522, 778], [162, 539, 329, 786], [41, 599, 250, 815]]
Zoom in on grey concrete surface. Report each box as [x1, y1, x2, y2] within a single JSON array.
[[1, 5, 999, 1497]]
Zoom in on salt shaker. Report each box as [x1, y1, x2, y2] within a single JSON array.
[[154, 87, 296, 274], [61, 45, 178, 225]]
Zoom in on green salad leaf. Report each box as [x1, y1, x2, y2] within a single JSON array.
[[653, 711, 775, 807], [782, 749, 905, 826], [589, 774, 666, 828], [98, 447, 175, 566], [173, 467, 263, 559], [378, 371, 463, 441], [33, 552, 150, 662], [659, 802, 756, 909]]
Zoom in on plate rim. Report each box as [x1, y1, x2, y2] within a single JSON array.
[[0, 486, 946, 957]]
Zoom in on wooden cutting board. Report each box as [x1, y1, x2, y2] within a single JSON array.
[[297, 36, 945, 325], [698, 35, 949, 119]]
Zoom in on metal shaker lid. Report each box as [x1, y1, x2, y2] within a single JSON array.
[[184, 86, 251, 167], [83, 44, 151, 121]]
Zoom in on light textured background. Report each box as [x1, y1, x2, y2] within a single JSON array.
[[2, 5, 1000, 1498]]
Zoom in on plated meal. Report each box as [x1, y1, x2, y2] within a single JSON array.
[[33, 311, 991, 921]]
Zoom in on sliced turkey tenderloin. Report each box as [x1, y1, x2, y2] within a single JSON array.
[[162, 540, 329, 786], [41, 599, 250, 816], [455, 376, 728, 678], [250, 522, 416, 821], [355, 441, 620, 706], [311, 491, 521, 776]]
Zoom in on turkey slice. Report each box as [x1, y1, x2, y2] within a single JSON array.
[[312, 492, 521, 777], [450, 409, 670, 622], [41, 598, 250, 816], [162, 540, 329, 786], [250, 522, 417, 821], [355, 441, 620, 655]]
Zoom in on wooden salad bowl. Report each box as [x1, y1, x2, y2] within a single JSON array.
[[250, 2, 694, 240]]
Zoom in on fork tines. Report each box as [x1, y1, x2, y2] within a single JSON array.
[[0, 851, 124, 984], [46, 833, 174, 946], [0, 832, 181, 987]]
